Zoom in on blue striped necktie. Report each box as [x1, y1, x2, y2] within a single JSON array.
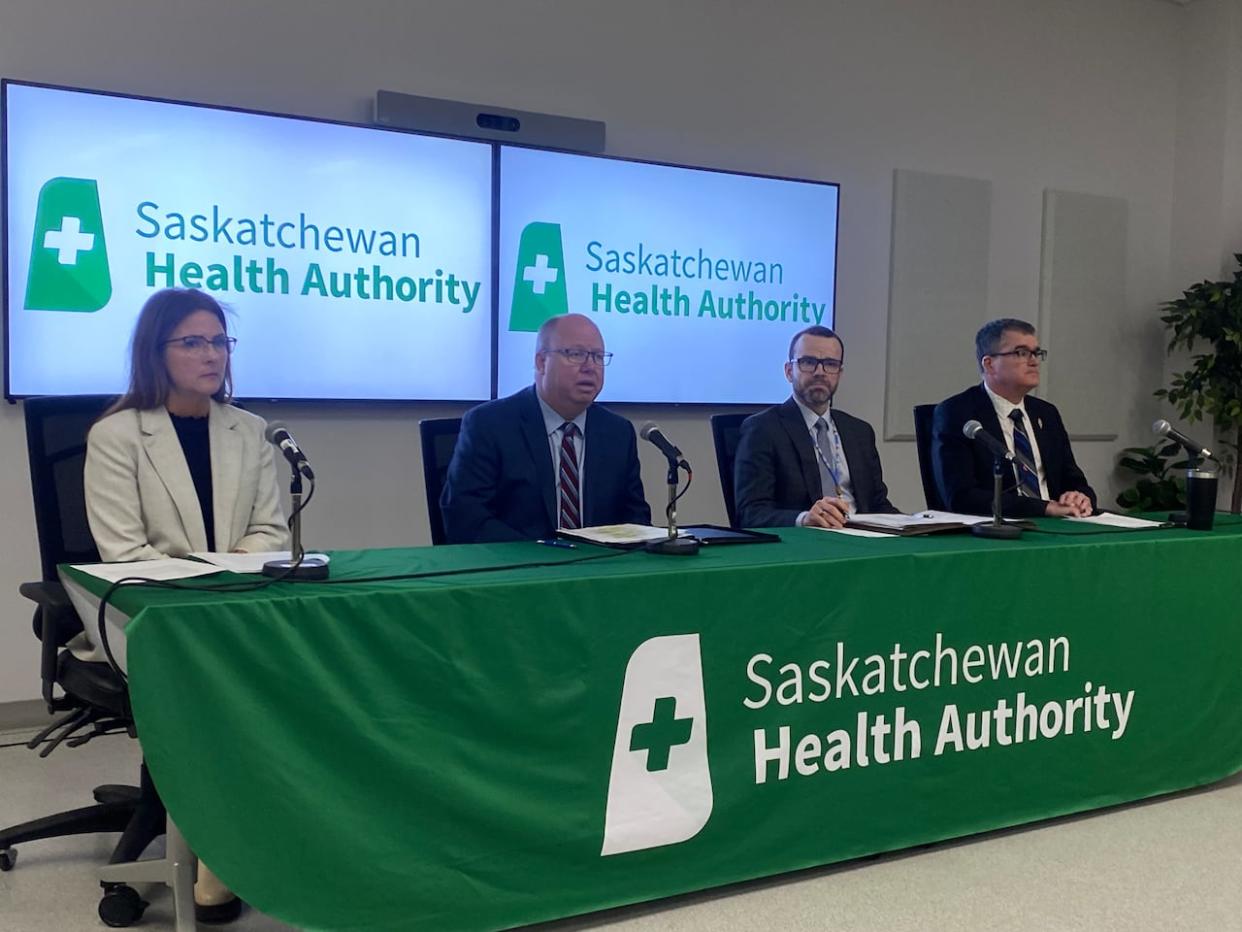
[[1008, 409, 1041, 498]]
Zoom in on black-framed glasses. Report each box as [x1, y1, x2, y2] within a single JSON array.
[[546, 348, 613, 367], [989, 347, 1047, 362], [791, 355, 843, 374], [162, 335, 237, 354]]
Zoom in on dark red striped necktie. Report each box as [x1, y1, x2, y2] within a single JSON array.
[[558, 422, 581, 529]]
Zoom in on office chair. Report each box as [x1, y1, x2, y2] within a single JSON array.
[[0, 396, 192, 928], [419, 417, 463, 545], [913, 403, 947, 511], [709, 413, 751, 528]]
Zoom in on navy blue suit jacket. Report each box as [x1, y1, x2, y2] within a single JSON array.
[[931, 384, 1096, 518], [733, 398, 898, 527], [440, 386, 651, 543]]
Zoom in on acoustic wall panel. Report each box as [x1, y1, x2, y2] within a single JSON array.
[[1039, 190, 1126, 440], [883, 169, 992, 440]]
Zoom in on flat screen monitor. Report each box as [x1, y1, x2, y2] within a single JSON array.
[[3, 81, 494, 401], [497, 146, 838, 404]]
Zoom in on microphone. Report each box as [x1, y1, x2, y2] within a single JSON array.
[[640, 422, 689, 469], [963, 419, 1011, 460], [962, 420, 1038, 476], [963, 419, 1026, 540], [1153, 419, 1216, 462], [265, 421, 315, 480]]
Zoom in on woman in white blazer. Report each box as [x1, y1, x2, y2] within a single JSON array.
[[84, 287, 288, 924], [85, 289, 288, 561]]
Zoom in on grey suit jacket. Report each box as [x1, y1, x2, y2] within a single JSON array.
[[84, 401, 289, 561], [734, 398, 899, 527]]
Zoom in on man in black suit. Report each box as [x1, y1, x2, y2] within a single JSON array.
[[733, 325, 898, 528], [931, 318, 1096, 518], [441, 313, 650, 543]]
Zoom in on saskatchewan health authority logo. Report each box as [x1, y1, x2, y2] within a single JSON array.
[[24, 177, 112, 312], [601, 633, 713, 856], [509, 221, 569, 332]]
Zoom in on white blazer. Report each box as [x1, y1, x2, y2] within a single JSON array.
[[84, 401, 289, 561]]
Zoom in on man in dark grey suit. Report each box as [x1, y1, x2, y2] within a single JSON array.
[[734, 325, 898, 528]]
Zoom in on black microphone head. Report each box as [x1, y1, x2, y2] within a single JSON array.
[[264, 420, 291, 445], [963, 419, 983, 440], [639, 421, 660, 441], [1152, 419, 1172, 437]]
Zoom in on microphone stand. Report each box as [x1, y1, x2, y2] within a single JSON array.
[[972, 456, 1023, 540], [646, 458, 700, 556], [263, 464, 331, 579]]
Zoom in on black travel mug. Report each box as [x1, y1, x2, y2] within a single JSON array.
[[1185, 467, 1219, 531]]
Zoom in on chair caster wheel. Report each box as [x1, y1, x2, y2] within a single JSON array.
[[99, 884, 148, 927], [0, 847, 15, 871]]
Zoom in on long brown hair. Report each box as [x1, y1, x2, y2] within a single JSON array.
[[105, 289, 234, 417]]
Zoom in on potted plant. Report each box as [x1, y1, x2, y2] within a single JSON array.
[[1115, 442, 1187, 513], [1156, 254, 1242, 513]]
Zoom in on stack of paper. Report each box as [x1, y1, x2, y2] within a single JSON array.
[[845, 512, 977, 536], [558, 524, 675, 547]]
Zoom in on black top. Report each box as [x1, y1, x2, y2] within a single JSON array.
[[169, 413, 215, 551]]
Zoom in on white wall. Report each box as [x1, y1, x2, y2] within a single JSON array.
[[0, 0, 1200, 702], [1166, 0, 1242, 508]]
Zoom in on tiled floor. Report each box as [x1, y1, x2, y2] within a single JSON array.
[[2, 725, 1240, 931]]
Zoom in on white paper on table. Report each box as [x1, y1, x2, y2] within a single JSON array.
[[907, 510, 995, 526], [69, 558, 224, 584], [189, 551, 331, 574], [1066, 512, 1168, 530], [559, 524, 677, 545], [816, 526, 897, 539]]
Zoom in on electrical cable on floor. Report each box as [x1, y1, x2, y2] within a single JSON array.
[[0, 731, 127, 751]]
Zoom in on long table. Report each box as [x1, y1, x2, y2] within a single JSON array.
[[61, 519, 1242, 931]]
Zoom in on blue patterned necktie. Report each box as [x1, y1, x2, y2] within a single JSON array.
[[1008, 409, 1041, 498]]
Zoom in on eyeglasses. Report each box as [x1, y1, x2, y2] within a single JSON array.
[[791, 356, 843, 374], [989, 347, 1047, 362], [162, 335, 237, 354], [545, 348, 613, 367]]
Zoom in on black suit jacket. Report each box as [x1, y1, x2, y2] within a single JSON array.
[[931, 384, 1096, 518], [733, 398, 898, 527], [441, 385, 651, 543]]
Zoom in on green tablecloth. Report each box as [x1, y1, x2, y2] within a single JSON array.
[[62, 519, 1242, 931]]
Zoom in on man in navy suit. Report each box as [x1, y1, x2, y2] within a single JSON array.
[[441, 313, 650, 543], [734, 325, 898, 528], [932, 318, 1096, 518]]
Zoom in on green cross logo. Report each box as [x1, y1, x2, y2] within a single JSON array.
[[508, 221, 568, 332], [24, 177, 112, 313], [630, 697, 694, 772], [602, 634, 713, 855]]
